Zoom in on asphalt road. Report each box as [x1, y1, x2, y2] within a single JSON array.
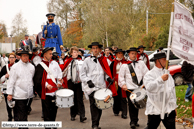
[[0, 95, 185, 129]]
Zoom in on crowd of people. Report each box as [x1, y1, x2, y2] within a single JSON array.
[[0, 41, 180, 129]]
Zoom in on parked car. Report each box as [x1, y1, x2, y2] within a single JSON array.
[[144, 50, 153, 56], [168, 61, 184, 86], [84, 50, 91, 58], [149, 48, 182, 69]]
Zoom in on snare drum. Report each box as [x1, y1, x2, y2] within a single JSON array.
[[55, 89, 74, 108], [130, 88, 147, 109], [94, 88, 113, 110]]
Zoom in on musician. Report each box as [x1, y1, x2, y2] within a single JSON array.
[[63, 46, 87, 122], [110, 49, 128, 119], [79, 49, 85, 60], [42, 13, 63, 56], [33, 47, 63, 127], [15, 52, 21, 63], [7, 49, 35, 124], [104, 47, 114, 65], [143, 52, 177, 129], [20, 34, 33, 52], [118, 47, 149, 129], [0, 53, 16, 121], [30, 47, 42, 66], [80, 42, 116, 129], [137, 45, 150, 70], [1, 53, 8, 69], [52, 52, 60, 64]]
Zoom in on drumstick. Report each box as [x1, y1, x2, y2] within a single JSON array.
[[126, 90, 135, 94], [104, 95, 110, 102], [141, 85, 145, 89]]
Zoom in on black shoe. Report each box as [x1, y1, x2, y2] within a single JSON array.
[[8, 118, 12, 121], [71, 117, 75, 121], [130, 123, 136, 129], [121, 115, 127, 119], [80, 117, 87, 122], [114, 114, 119, 116], [135, 123, 139, 127]]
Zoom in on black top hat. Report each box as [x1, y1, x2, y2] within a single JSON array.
[[52, 52, 59, 57], [88, 42, 103, 48], [17, 50, 31, 56], [114, 49, 125, 54], [150, 52, 166, 61], [46, 13, 56, 17], [138, 45, 146, 49], [32, 47, 40, 52], [41, 47, 54, 57], [126, 47, 139, 53], [79, 49, 84, 54]]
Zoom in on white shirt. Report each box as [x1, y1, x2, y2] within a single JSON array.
[[143, 66, 177, 115], [118, 60, 149, 90], [139, 54, 148, 64], [1, 56, 8, 68], [32, 55, 42, 66], [105, 54, 112, 66], [6, 60, 35, 99], [80, 54, 109, 95], [67, 59, 83, 81], [45, 60, 62, 96]]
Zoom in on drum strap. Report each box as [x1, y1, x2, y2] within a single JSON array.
[[40, 62, 57, 85], [128, 63, 143, 86]]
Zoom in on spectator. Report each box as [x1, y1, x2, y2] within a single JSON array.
[[1, 53, 8, 69], [181, 61, 194, 102]]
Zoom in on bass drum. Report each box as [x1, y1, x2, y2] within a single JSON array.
[[71, 59, 83, 84]]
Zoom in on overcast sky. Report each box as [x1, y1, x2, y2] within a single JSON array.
[[0, 0, 50, 36]]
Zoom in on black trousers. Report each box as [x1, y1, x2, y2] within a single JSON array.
[[89, 92, 102, 128], [68, 80, 85, 119], [147, 110, 176, 129], [4, 94, 13, 121], [126, 90, 139, 125], [27, 98, 33, 113], [113, 87, 127, 115], [41, 95, 58, 122], [13, 99, 29, 129]]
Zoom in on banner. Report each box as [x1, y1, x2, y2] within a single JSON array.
[[171, 2, 194, 65]]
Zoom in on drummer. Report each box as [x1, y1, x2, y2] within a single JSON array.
[[109, 49, 128, 119], [118, 47, 148, 129], [62, 46, 87, 122], [0, 53, 16, 121], [80, 42, 116, 129], [33, 47, 63, 125], [143, 52, 177, 129], [78, 49, 85, 60]]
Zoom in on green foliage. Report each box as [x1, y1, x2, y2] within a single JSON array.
[[154, 25, 169, 49]]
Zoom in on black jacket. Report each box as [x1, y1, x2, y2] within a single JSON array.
[[181, 61, 194, 83]]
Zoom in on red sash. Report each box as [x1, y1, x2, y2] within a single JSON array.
[[112, 59, 127, 98], [45, 79, 57, 93], [98, 56, 117, 96]]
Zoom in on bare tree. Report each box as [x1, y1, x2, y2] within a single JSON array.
[[11, 12, 28, 47]]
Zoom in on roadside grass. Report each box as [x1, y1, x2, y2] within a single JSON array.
[[175, 85, 193, 128], [175, 85, 192, 119]]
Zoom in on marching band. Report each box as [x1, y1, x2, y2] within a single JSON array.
[[0, 12, 178, 129]]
